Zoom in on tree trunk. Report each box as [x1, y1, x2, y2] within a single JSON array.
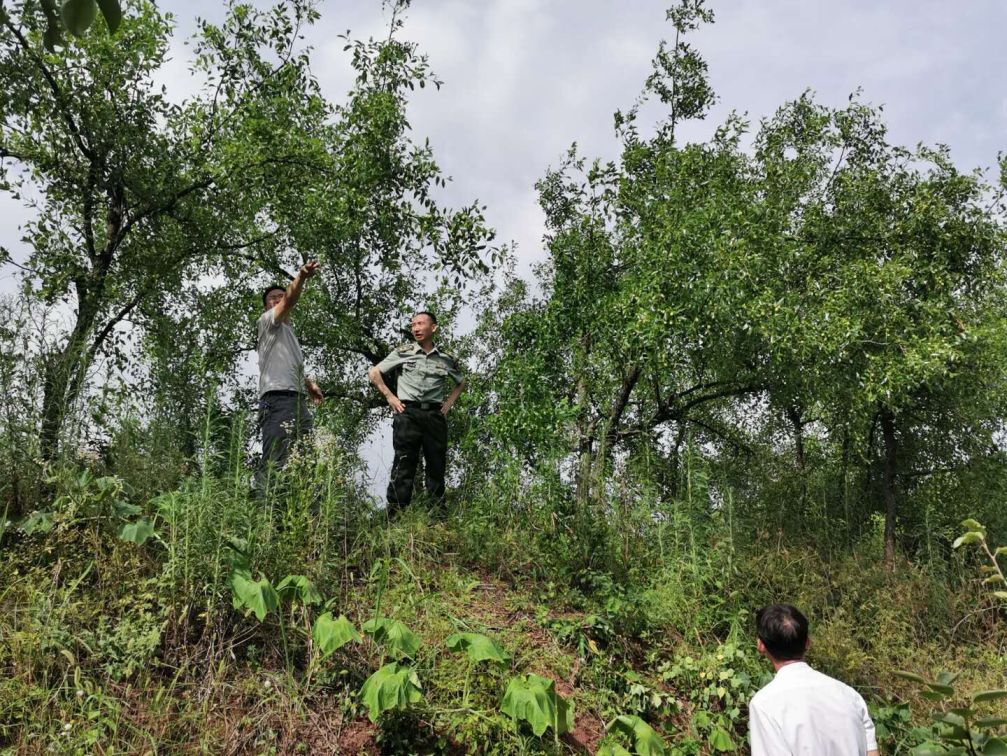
[[880, 406, 898, 567], [574, 334, 593, 506], [786, 405, 807, 512], [40, 325, 91, 461]]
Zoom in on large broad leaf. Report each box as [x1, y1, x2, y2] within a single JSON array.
[[276, 575, 322, 606], [362, 618, 421, 659], [95, 0, 121, 32], [230, 570, 279, 621], [953, 531, 986, 548], [61, 0, 97, 37], [118, 518, 154, 545], [20, 510, 54, 535], [501, 673, 573, 738], [112, 500, 141, 518], [707, 726, 736, 752], [981, 738, 1007, 756], [609, 715, 666, 755], [961, 519, 987, 534], [223, 536, 251, 573], [313, 613, 360, 657], [445, 632, 510, 666], [359, 662, 423, 722]]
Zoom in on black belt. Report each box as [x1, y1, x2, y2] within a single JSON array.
[[262, 390, 300, 398], [402, 400, 442, 410]]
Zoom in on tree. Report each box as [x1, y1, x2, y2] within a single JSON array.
[[2, 0, 329, 460], [488, 1, 767, 506], [266, 2, 497, 428], [481, 0, 1007, 565]]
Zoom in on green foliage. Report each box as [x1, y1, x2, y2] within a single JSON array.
[[894, 669, 1007, 755], [229, 570, 279, 622], [363, 617, 421, 659], [892, 520, 1007, 755], [117, 518, 154, 545], [359, 661, 423, 723], [275, 575, 322, 607], [500, 673, 573, 739], [312, 612, 360, 658], [660, 642, 761, 753], [606, 714, 667, 756], [44, 0, 121, 48], [445, 632, 510, 666]]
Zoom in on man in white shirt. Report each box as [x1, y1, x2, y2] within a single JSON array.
[[256, 261, 324, 491], [749, 604, 879, 756]]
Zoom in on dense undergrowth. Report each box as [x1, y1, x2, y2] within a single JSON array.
[[2, 426, 1004, 755]]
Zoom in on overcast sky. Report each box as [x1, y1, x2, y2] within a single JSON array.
[[3, 0, 1005, 294], [3, 0, 1005, 492]]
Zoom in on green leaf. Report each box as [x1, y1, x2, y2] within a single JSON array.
[[596, 744, 634, 756], [707, 726, 736, 752], [60, 0, 97, 36], [973, 690, 1007, 704], [19, 510, 55, 535], [993, 592, 1007, 602], [977, 717, 1007, 728], [934, 672, 958, 692], [994, 547, 1007, 558], [961, 519, 986, 533], [312, 613, 360, 657], [981, 737, 1007, 755], [112, 500, 140, 518], [927, 683, 956, 697], [229, 570, 279, 621], [937, 671, 962, 687], [445, 632, 510, 666], [609, 715, 667, 755], [501, 674, 573, 738], [894, 671, 931, 686], [912, 745, 965, 756], [362, 618, 421, 659], [118, 518, 154, 544], [359, 662, 423, 722], [953, 531, 986, 548], [95, 0, 121, 32], [276, 575, 322, 606]]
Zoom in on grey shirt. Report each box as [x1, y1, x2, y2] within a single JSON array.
[[257, 308, 304, 397], [376, 342, 463, 402]]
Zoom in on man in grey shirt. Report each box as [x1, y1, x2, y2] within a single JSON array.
[[256, 261, 323, 489], [368, 311, 465, 515]]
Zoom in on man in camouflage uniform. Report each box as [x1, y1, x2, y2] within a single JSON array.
[[368, 311, 465, 514]]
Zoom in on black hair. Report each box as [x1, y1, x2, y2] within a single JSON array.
[[262, 285, 285, 308], [756, 604, 809, 661], [412, 310, 437, 324]]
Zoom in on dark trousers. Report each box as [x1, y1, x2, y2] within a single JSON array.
[[386, 405, 448, 512], [256, 391, 313, 490]]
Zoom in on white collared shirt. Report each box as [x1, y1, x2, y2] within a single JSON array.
[[748, 661, 878, 756]]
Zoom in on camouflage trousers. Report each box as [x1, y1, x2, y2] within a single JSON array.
[[386, 403, 448, 514]]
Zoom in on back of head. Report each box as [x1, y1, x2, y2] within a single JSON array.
[[756, 604, 809, 661]]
